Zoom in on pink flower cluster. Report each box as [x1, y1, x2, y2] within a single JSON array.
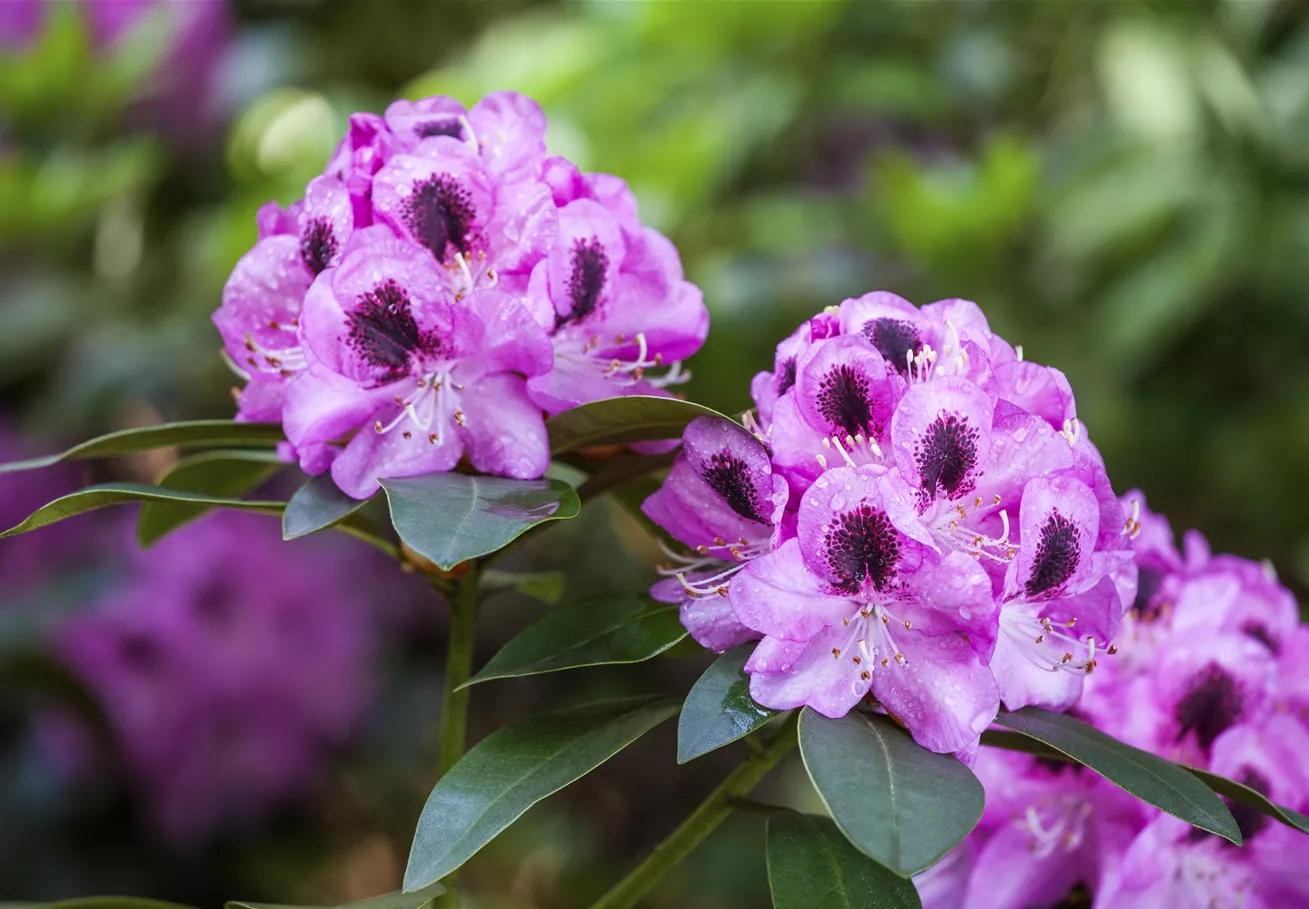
[[643, 294, 1137, 756], [916, 495, 1309, 909], [215, 92, 706, 499]]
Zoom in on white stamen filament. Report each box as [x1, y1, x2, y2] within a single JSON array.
[[221, 349, 252, 382], [834, 603, 913, 696], [1123, 497, 1142, 538], [657, 537, 771, 598], [1001, 609, 1105, 675], [459, 115, 478, 153], [241, 333, 307, 376], [373, 368, 458, 441], [1059, 417, 1081, 446], [815, 432, 883, 472], [1021, 801, 1091, 859]]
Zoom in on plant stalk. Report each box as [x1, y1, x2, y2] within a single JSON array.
[[588, 712, 799, 909], [434, 565, 482, 908]]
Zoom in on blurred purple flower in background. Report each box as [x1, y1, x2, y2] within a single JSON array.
[[52, 510, 387, 846], [0, 0, 230, 138]]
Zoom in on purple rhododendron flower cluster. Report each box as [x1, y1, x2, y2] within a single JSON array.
[[214, 92, 706, 499], [643, 293, 1137, 756], [915, 493, 1309, 908], [53, 511, 382, 844]]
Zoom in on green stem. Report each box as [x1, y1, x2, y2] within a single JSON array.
[[589, 713, 799, 909], [435, 565, 482, 908]]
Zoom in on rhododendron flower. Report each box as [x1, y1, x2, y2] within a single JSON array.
[[766, 333, 900, 489], [641, 416, 786, 651], [526, 157, 706, 413], [213, 178, 353, 424], [285, 238, 553, 498], [217, 90, 707, 497], [732, 465, 999, 753]]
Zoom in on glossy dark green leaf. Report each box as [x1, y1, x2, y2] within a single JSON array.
[[0, 420, 284, 475], [798, 709, 984, 877], [228, 880, 445, 909], [283, 472, 371, 540], [766, 810, 922, 909], [137, 450, 285, 545], [462, 594, 685, 688], [677, 645, 778, 763], [995, 707, 1241, 844], [1, 483, 284, 538], [381, 473, 580, 571], [546, 395, 729, 454], [404, 696, 678, 891], [1186, 766, 1309, 835]]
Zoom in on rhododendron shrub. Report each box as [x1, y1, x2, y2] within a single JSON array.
[[1, 91, 1305, 909]]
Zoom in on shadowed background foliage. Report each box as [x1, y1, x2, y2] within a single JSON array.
[[1, 1, 1307, 907]]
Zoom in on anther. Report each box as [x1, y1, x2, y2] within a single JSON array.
[[832, 648, 842, 659], [454, 409, 467, 426]]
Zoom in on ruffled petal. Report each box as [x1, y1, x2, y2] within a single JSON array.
[[729, 539, 853, 641], [456, 373, 550, 480]]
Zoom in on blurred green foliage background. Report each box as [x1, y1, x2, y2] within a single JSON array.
[[3, 1, 1309, 907]]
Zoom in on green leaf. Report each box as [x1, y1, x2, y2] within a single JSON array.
[[766, 810, 922, 909], [546, 395, 729, 455], [227, 880, 445, 909], [677, 645, 778, 763], [798, 709, 984, 877], [1186, 766, 1309, 835], [404, 696, 678, 891], [995, 707, 1241, 844], [6, 900, 197, 909], [0, 420, 285, 475], [1, 483, 284, 538], [283, 473, 370, 540], [137, 450, 285, 546], [381, 473, 580, 571], [480, 569, 567, 605], [574, 451, 676, 503], [462, 594, 686, 688]]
